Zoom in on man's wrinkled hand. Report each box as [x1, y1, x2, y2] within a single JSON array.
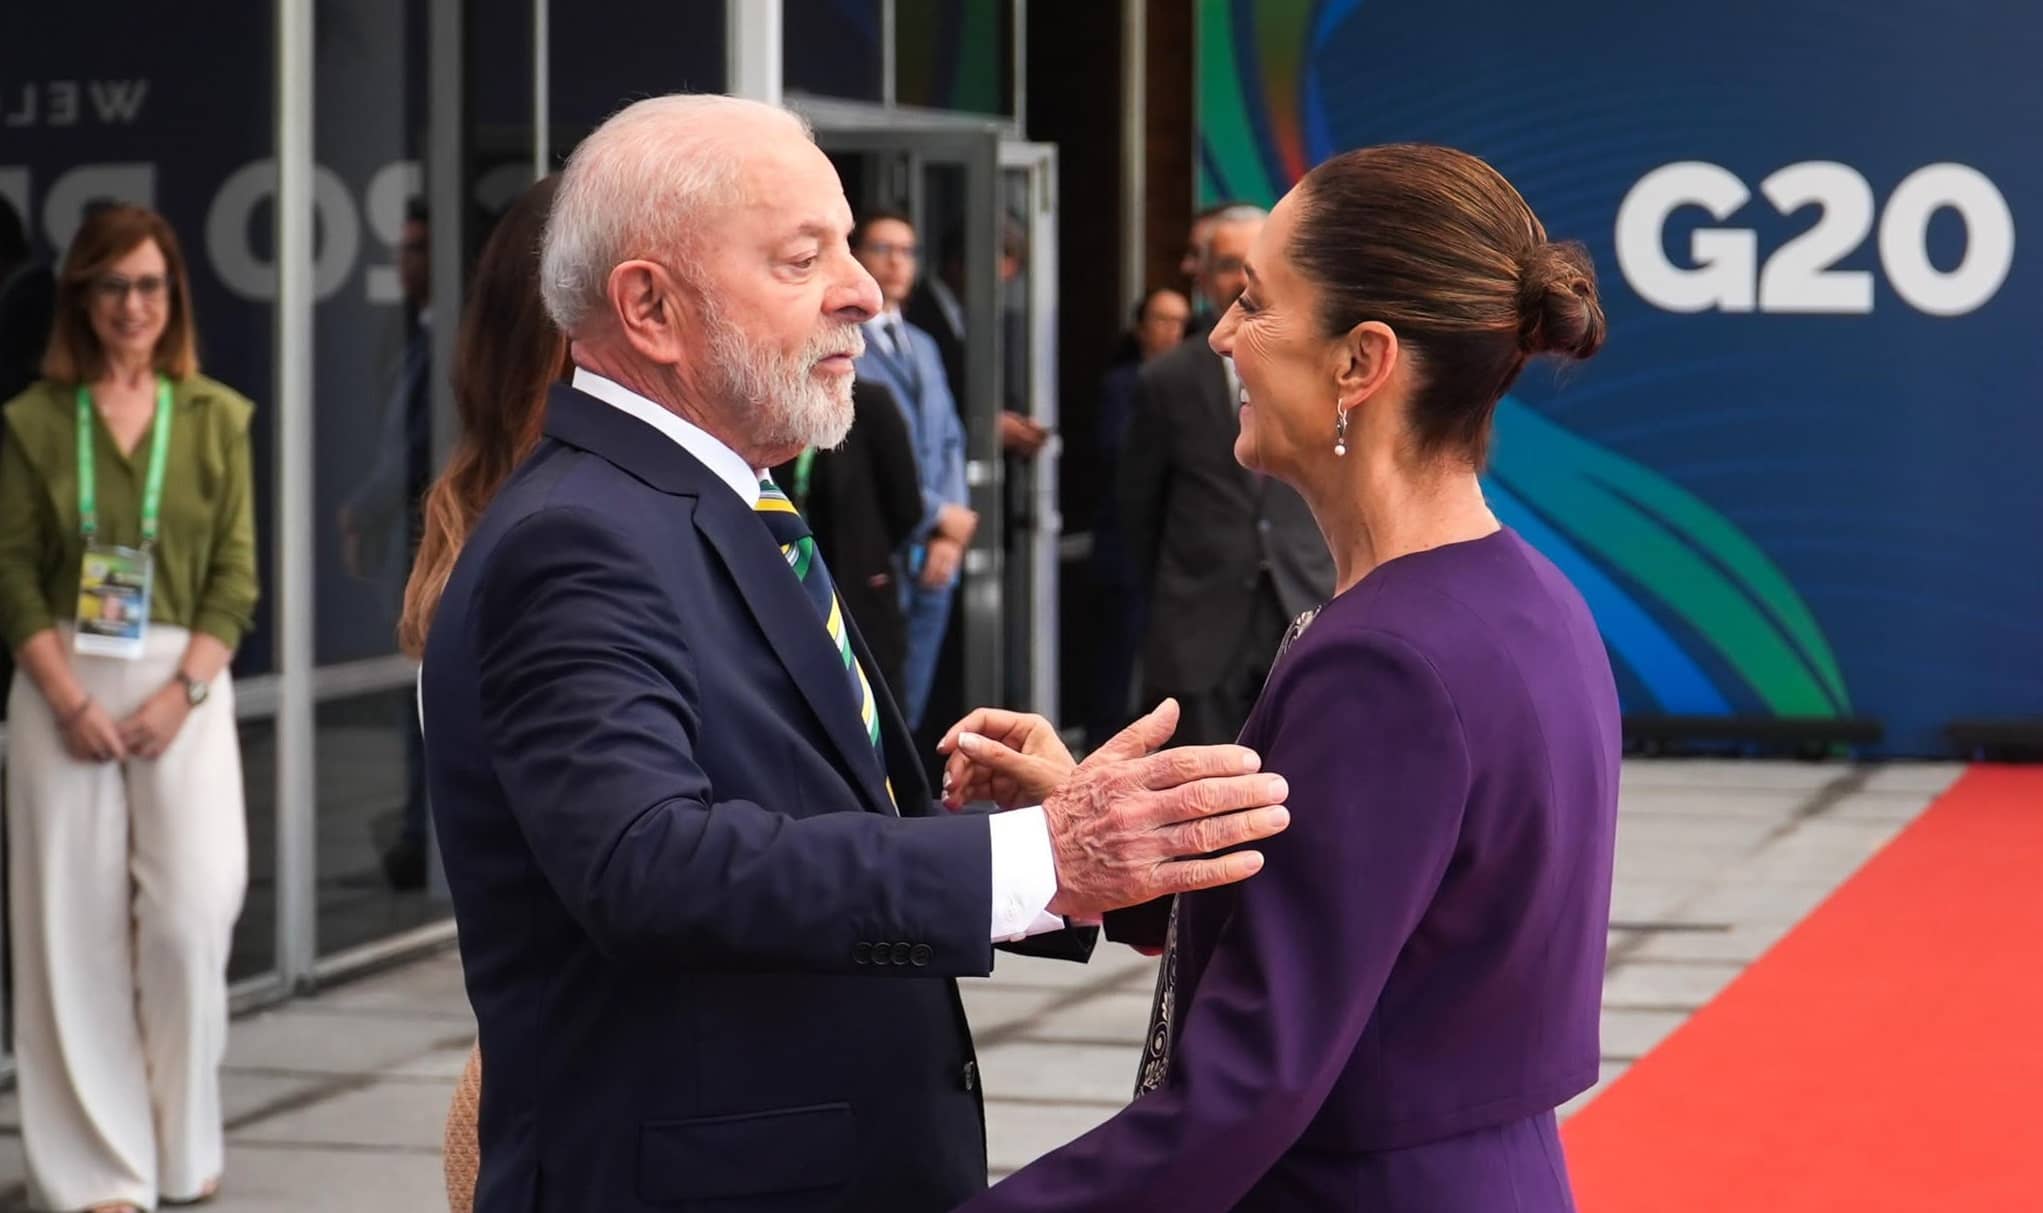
[[1038, 700, 1290, 919]]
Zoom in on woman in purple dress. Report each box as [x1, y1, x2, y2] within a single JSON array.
[[941, 144, 1621, 1211]]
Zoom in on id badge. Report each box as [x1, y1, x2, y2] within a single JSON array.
[[74, 544, 153, 660]]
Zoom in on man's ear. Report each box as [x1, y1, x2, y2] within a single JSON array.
[[606, 259, 690, 366]]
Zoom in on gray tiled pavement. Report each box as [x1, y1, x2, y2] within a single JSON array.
[[0, 759, 1966, 1209]]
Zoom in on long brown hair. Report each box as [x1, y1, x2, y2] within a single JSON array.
[[43, 204, 200, 384], [399, 176, 570, 657], [1291, 144, 1605, 467]]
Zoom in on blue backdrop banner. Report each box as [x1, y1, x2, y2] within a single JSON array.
[[1196, 0, 2042, 755]]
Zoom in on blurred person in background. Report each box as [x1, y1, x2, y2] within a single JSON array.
[[0, 196, 59, 717], [907, 221, 1048, 459], [0, 196, 57, 405], [851, 208, 976, 730], [1087, 287, 1190, 746], [0, 203, 258, 1213], [1121, 205, 1334, 747], [1179, 202, 1245, 329], [342, 199, 437, 890], [388, 174, 571, 1213]]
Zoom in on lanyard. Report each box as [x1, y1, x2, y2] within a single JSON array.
[[792, 447, 817, 507], [76, 375, 174, 549]]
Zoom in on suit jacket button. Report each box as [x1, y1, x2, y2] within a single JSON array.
[[910, 944, 932, 967], [891, 942, 913, 966], [854, 942, 873, 965], [961, 1061, 979, 1092]]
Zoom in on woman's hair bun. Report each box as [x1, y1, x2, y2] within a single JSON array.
[[1517, 240, 1606, 361]]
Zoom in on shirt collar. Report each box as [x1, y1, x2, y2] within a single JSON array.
[[570, 367, 763, 506]]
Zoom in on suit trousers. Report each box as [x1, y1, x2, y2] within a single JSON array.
[[5, 625, 247, 1211]]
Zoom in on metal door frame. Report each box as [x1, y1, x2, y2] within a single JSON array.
[[1000, 140, 1060, 717]]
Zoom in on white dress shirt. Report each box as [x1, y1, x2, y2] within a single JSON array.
[[573, 369, 1063, 941], [863, 308, 912, 361]]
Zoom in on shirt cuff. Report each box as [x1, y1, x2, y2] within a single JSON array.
[[987, 805, 1061, 942]]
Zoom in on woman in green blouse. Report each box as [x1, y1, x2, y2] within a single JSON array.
[[0, 204, 257, 1213]]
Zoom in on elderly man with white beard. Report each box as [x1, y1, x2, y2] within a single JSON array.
[[417, 94, 1293, 1213]]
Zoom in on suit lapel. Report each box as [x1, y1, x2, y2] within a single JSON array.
[[862, 338, 923, 407], [693, 490, 899, 817]]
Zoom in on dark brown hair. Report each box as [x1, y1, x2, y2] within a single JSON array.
[[851, 208, 916, 250], [43, 203, 200, 383], [399, 176, 571, 657], [1291, 144, 1604, 466]]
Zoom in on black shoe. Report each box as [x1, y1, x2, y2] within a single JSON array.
[[381, 837, 427, 891]]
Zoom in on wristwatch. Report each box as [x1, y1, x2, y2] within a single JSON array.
[[177, 672, 210, 708]]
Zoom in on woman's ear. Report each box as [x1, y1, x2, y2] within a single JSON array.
[[1332, 320, 1399, 408]]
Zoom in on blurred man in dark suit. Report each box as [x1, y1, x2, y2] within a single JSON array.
[[1120, 207, 1334, 746]]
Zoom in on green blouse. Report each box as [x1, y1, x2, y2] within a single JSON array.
[[0, 375, 260, 652]]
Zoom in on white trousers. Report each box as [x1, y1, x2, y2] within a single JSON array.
[[6, 625, 247, 1211]]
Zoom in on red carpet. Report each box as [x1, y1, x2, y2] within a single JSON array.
[[1564, 766, 2043, 1212]]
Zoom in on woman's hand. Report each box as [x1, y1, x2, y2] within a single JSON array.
[[117, 684, 192, 761], [937, 707, 1079, 810], [59, 698, 127, 764]]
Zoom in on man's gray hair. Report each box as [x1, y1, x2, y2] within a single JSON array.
[[540, 94, 812, 334], [1201, 204, 1268, 263]]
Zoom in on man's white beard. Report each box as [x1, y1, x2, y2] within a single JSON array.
[[703, 298, 860, 452]]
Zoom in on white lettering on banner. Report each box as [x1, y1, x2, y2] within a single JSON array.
[[89, 79, 150, 124], [1758, 162, 1874, 314], [48, 82, 79, 127], [1616, 162, 1755, 312], [1, 80, 150, 128], [1617, 160, 2014, 317], [1879, 165, 2015, 317], [4, 157, 526, 303], [207, 161, 360, 301]]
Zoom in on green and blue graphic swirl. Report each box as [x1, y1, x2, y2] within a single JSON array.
[[1195, 0, 1850, 719]]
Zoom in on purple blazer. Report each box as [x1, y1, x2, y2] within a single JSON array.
[[964, 528, 1621, 1211]]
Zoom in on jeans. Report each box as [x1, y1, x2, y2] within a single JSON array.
[[899, 576, 956, 730]]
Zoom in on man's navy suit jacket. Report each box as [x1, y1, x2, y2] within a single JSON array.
[[423, 384, 1084, 1211]]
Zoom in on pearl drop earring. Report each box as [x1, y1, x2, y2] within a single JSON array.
[[1334, 402, 1350, 457]]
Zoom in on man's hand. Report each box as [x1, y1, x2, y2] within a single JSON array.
[[935, 503, 979, 545], [1039, 700, 1290, 919], [999, 410, 1050, 459], [937, 708, 1075, 809], [117, 684, 192, 761], [920, 536, 965, 588]]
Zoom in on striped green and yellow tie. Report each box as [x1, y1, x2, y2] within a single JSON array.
[[755, 479, 894, 806]]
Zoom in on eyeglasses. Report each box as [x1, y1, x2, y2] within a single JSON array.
[[92, 275, 168, 304], [860, 241, 919, 261]]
